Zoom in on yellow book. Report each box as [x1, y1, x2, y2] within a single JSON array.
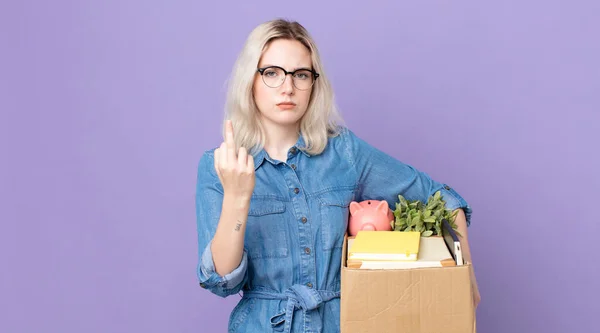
[[348, 231, 421, 261], [347, 236, 456, 269]]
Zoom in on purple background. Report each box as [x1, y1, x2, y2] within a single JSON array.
[[2, 1, 599, 332]]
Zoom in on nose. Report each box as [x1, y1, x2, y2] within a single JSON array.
[[280, 74, 294, 95]]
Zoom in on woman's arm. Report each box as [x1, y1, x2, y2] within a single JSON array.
[[195, 151, 250, 298], [454, 208, 481, 308], [342, 128, 472, 225], [210, 193, 250, 276]]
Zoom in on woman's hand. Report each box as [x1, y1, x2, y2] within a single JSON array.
[[214, 120, 255, 199]]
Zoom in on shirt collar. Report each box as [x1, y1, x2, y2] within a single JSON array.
[[294, 135, 311, 157], [251, 134, 310, 171]]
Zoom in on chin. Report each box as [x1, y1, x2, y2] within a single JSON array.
[[262, 110, 305, 127], [274, 117, 303, 127]]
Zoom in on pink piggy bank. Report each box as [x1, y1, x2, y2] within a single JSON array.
[[348, 199, 394, 236]]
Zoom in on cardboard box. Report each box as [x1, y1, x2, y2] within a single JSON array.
[[340, 234, 476, 333]]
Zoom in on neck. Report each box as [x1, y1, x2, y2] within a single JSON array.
[[262, 122, 300, 161]]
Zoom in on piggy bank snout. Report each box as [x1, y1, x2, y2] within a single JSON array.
[[360, 223, 376, 231]]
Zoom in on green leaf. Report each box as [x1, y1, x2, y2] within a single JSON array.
[[422, 230, 433, 237], [450, 210, 458, 222], [394, 190, 460, 237], [416, 221, 423, 231]]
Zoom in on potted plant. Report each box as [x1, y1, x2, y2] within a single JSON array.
[[391, 191, 461, 237]]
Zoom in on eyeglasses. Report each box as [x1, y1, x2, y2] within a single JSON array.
[[257, 66, 319, 91]]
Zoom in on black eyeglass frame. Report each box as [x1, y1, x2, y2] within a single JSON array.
[[256, 65, 320, 90]]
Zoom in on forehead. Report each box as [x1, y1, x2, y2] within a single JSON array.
[[259, 39, 312, 69]]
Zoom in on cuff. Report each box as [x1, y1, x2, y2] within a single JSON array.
[[197, 240, 248, 291], [438, 184, 472, 227]]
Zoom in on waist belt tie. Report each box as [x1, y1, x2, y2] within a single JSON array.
[[243, 284, 340, 333]]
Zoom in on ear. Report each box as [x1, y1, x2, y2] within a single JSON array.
[[376, 200, 389, 214], [349, 201, 361, 215]]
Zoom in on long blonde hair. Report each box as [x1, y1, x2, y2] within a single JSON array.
[[222, 18, 344, 156]]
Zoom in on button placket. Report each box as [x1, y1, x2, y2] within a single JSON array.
[[279, 152, 316, 298]]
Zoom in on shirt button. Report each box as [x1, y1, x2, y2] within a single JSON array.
[[294, 188, 300, 194], [301, 217, 307, 223], [291, 164, 296, 170], [306, 282, 313, 288], [304, 247, 311, 254], [444, 185, 451, 190], [199, 283, 206, 288], [290, 147, 297, 154]]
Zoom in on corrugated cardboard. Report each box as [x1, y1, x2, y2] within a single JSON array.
[[340, 234, 476, 333]]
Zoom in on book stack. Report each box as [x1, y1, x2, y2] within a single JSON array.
[[347, 222, 462, 269]]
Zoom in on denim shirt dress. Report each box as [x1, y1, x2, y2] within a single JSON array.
[[195, 127, 472, 333]]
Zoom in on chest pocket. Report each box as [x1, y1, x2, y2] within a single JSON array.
[[316, 187, 355, 251], [244, 198, 289, 259]]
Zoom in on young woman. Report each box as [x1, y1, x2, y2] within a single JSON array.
[[196, 18, 480, 333]]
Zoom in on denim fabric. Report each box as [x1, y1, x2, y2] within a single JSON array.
[[195, 127, 472, 333]]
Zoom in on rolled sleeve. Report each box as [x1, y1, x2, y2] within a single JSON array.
[[436, 184, 472, 226], [197, 240, 248, 296], [195, 150, 248, 297], [342, 128, 472, 226]]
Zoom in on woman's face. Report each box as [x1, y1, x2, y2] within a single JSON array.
[[253, 39, 314, 130]]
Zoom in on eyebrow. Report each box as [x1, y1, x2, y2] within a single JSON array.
[[260, 64, 313, 71]]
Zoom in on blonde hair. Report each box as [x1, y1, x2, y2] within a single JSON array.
[[222, 18, 344, 156]]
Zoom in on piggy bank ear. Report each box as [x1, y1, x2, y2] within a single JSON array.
[[349, 201, 361, 215], [376, 200, 389, 214]]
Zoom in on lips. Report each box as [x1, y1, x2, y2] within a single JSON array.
[[277, 102, 296, 110]]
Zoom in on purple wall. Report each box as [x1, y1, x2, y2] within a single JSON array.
[[2, 1, 598, 332]]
